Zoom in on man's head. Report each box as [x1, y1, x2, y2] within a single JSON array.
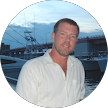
[[51, 18, 79, 57], [53, 18, 79, 36]]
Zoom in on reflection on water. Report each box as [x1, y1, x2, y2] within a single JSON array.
[[84, 71, 104, 98], [9, 71, 104, 99]]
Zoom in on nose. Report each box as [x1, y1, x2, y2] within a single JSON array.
[[65, 35, 70, 42]]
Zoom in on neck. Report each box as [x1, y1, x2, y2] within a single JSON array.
[[49, 48, 69, 76], [49, 48, 68, 66]]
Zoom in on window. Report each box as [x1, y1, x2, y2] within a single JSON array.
[[1, 59, 16, 65]]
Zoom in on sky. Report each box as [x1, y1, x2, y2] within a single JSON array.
[[10, 0, 102, 33], [2, 0, 103, 49]]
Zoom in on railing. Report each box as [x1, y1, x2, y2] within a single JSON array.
[[5, 76, 17, 84], [76, 51, 108, 59]]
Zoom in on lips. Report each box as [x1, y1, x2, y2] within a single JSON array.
[[62, 43, 70, 48], [63, 45, 69, 48]]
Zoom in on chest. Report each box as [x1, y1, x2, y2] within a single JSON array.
[[38, 64, 81, 93], [61, 65, 67, 74], [36, 63, 82, 104]]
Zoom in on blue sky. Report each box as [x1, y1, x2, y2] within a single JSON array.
[[10, 0, 102, 33], [2, 0, 104, 49]]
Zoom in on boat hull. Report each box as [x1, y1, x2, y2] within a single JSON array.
[[98, 59, 107, 72], [81, 60, 100, 71], [2, 67, 22, 79], [80, 58, 107, 73]]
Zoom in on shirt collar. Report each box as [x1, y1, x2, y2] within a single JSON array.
[[43, 49, 73, 66], [42, 49, 55, 65]]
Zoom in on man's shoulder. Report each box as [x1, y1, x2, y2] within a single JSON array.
[[69, 55, 79, 61], [69, 56, 82, 64], [69, 56, 84, 71], [24, 56, 44, 66]]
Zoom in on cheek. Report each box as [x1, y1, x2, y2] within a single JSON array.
[[56, 36, 64, 44], [70, 41, 77, 47]]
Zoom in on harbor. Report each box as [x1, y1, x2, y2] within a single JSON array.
[[1, 35, 107, 77], [0, 0, 108, 104], [0, 34, 107, 99]]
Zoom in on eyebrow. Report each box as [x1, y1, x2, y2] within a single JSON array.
[[60, 30, 77, 36]]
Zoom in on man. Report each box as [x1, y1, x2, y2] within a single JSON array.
[[16, 18, 85, 107]]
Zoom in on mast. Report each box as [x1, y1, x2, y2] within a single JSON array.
[[24, 30, 46, 60], [24, 30, 36, 59]]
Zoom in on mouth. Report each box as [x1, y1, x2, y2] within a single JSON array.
[[62, 44, 70, 48], [63, 45, 69, 48]]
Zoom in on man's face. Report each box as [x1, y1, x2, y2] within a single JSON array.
[[52, 22, 78, 57]]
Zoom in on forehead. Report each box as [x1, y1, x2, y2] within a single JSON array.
[[57, 22, 78, 34]]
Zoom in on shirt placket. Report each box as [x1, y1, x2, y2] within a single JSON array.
[[66, 62, 73, 98], [54, 63, 69, 98]]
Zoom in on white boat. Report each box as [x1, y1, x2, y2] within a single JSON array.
[[80, 54, 107, 73], [0, 55, 26, 81]]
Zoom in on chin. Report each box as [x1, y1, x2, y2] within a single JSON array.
[[59, 51, 71, 57]]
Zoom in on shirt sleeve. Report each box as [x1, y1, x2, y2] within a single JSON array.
[[16, 61, 41, 104], [80, 64, 85, 100]]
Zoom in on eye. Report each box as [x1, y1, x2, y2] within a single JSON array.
[[70, 35, 77, 39], [71, 35, 75, 38], [61, 32, 65, 35], [60, 32, 67, 38]]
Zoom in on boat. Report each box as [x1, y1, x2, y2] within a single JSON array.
[[0, 55, 26, 82], [80, 57, 107, 72], [79, 51, 108, 73]]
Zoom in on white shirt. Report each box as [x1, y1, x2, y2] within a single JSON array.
[[16, 49, 85, 107]]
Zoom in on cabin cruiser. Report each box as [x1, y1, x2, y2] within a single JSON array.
[[79, 52, 108, 73], [0, 55, 26, 81], [80, 57, 107, 73]]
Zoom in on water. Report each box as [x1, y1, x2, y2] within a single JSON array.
[[9, 71, 104, 99], [84, 71, 103, 98]]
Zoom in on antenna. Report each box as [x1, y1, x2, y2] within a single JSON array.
[[24, 14, 27, 30], [23, 14, 47, 59], [34, 13, 36, 39]]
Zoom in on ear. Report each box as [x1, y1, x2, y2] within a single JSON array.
[[51, 32, 55, 43]]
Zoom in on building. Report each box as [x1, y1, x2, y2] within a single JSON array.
[[74, 35, 107, 58], [0, 43, 10, 55]]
